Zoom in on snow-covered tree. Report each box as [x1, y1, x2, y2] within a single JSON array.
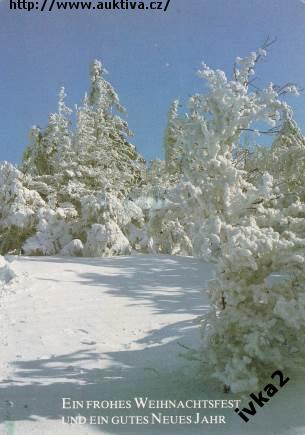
[[22, 204, 78, 256], [73, 60, 145, 197], [164, 100, 183, 178], [22, 88, 74, 202], [17, 60, 148, 257], [131, 157, 193, 255], [79, 191, 143, 256], [173, 45, 305, 393], [244, 115, 305, 203], [68, 60, 146, 256], [0, 161, 45, 254]]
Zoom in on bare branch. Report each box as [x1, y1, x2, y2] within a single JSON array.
[[238, 127, 281, 135]]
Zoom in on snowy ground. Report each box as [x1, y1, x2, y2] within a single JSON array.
[[0, 254, 304, 435]]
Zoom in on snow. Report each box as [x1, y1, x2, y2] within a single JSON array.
[[0, 255, 304, 435], [0, 256, 16, 286]]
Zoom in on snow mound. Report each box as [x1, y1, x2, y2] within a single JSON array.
[[0, 255, 16, 285], [60, 239, 84, 256], [84, 221, 131, 256]]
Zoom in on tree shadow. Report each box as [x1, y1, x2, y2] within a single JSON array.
[[2, 254, 215, 433], [33, 254, 213, 315], [3, 255, 304, 434], [0, 319, 220, 434], [2, 328, 303, 435]]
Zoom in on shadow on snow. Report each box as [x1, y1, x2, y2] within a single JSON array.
[[0, 255, 214, 433]]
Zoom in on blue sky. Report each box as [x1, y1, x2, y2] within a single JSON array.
[[1, 0, 305, 163]]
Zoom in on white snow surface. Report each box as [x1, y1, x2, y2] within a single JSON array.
[[0, 255, 304, 435]]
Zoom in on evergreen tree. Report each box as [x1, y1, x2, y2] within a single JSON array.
[[0, 161, 45, 254], [73, 59, 145, 196], [174, 46, 305, 393], [23, 87, 72, 177], [22, 87, 74, 202], [164, 100, 182, 178], [18, 60, 146, 256]]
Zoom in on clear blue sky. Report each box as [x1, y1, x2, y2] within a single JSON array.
[[1, 0, 305, 163]]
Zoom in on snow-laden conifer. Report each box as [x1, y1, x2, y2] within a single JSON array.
[[164, 100, 183, 178], [0, 161, 45, 254], [19, 60, 146, 256], [22, 88, 74, 202], [174, 45, 305, 392], [73, 60, 145, 197]]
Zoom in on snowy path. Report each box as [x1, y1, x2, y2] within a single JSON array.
[[0, 255, 304, 435]]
